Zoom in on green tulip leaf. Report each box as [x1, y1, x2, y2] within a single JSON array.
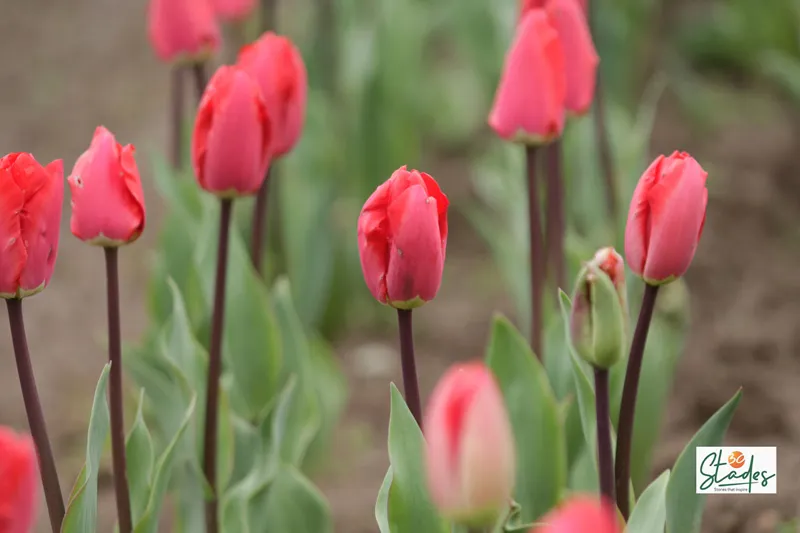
[[61, 363, 111, 533], [262, 465, 333, 533], [125, 390, 155, 524], [627, 469, 670, 533], [665, 390, 742, 533], [376, 384, 448, 533], [485, 314, 566, 522]]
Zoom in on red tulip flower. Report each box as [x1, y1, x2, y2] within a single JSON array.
[[212, 0, 256, 21], [147, 0, 220, 63], [0, 153, 64, 299], [68, 127, 146, 247], [625, 151, 708, 285], [531, 496, 620, 533], [489, 9, 566, 145], [424, 362, 516, 526], [358, 167, 448, 310], [237, 32, 308, 157], [0, 427, 38, 533], [192, 65, 272, 198], [546, 0, 598, 115]]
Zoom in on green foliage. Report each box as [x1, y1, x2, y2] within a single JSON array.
[[666, 390, 743, 533], [375, 385, 448, 533], [61, 364, 111, 533], [627, 470, 669, 533], [485, 315, 566, 522]]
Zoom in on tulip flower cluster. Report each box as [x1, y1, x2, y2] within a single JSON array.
[[0, 0, 738, 531]]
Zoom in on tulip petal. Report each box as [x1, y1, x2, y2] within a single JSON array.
[[624, 155, 662, 277], [0, 163, 26, 297], [19, 159, 63, 296], [546, 0, 598, 114], [458, 374, 515, 517], [533, 496, 620, 533], [385, 184, 443, 305]]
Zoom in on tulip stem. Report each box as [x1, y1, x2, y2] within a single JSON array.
[[104, 247, 133, 533], [525, 145, 545, 360], [6, 298, 65, 533], [397, 309, 423, 430], [593, 74, 618, 223], [594, 367, 615, 503], [202, 198, 234, 533], [614, 283, 659, 518], [170, 66, 185, 169], [250, 168, 272, 277], [193, 62, 209, 104], [545, 140, 567, 292]]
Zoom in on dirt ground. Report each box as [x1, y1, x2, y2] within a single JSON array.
[[0, 1, 798, 532]]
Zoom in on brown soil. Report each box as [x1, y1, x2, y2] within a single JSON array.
[[0, 1, 797, 532]]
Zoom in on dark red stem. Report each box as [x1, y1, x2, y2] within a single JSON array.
[[7, 298, 65, 532], [525, 145, 545, 360], [614, 283, 660, 518], [202, 198, 233, 533], [104, 247, 133, 533], [594, 367, 615, 503], [397, 309, 422, 429]]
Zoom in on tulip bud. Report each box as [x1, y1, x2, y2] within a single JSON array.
[[569, 247, 627, 369], [68, 127, 146, 247], [531, 496, 620, 533], [237, 32, 308, 157], [489, 9, 566, 145], [424, 363, 516, 527], [192, 66, 272, 198], [545, 0, 598, 115], [625, 151, 708, 286], [212, 0, 256, 21], [0, 153, 64, 299], [147, 0, 220, 64], [357, 166, 448, 310], [0, 427, 38, 533]]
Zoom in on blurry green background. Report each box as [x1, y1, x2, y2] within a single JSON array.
[[0, 0, 798, 531]]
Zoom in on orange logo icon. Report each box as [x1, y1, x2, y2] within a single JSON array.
[[728, 451, 746, 469]]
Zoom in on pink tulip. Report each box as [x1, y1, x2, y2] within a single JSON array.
[[424, 363, 516, 526], [521, 0, 588, 17], [357, 166, 448, 309], [546, 0, 598, 115], [489, 9, 566, 145], [192, 66, 272, 198], [625, 151, 708, 285], [0, 427, 38, 533], [147, 0, 220, 64], [212, 0, 256, 21], [68, 127, 146, 247], [0, 154, 64, 299], [531, 496, 620, 533], [237, 32, 308, 157]]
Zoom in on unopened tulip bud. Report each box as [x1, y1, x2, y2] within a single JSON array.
[[570, 247, 627, 369], [237, 32, 308, 157], [357, 166, 449, 310], [0, 427, 38, 532], [192, 66, 273, 198], [147, 0, 220, 64], [68, 127, 146, 247], [0, 153, 64, 299], [531, 496, 620, 533], [625, 151, 708, 285], [489, 9, 566, 145], [424, 363, 516, 527]]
